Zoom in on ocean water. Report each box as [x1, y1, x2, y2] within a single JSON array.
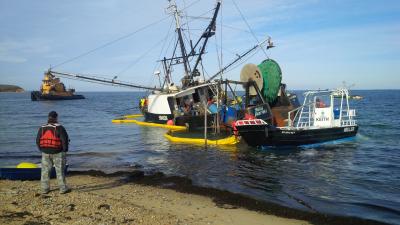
[[0, 90, 399, 224]]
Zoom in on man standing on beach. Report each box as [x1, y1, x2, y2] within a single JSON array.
[[36, 111, 69, 194]]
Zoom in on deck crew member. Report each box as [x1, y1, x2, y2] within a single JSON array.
[[36, 111, 70, 194]]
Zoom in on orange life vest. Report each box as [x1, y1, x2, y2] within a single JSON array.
[[39, 124, 62, 149]]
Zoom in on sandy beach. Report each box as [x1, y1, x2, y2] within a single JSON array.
[[0, 173, 309, 225], [0, 171, 387, 225]]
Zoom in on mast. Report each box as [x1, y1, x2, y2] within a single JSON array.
[[168, 0, 191, 87], [190, 1, 221, 82]]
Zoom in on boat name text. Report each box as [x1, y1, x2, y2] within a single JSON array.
[[159, 115, 168, 121]]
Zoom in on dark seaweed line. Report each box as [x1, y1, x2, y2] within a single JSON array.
[[68, 170, 391, 225]]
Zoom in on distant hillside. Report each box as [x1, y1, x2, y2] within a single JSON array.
[[0, 84, 24, 92]]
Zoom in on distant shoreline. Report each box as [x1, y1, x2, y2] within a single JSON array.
[[0, 84, 24, 93]]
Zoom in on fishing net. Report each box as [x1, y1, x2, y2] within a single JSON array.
[[258, 59, 282, 103]]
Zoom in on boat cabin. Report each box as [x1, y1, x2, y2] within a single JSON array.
[[287, 88, 357, 129], [145, 83, 219, 127]]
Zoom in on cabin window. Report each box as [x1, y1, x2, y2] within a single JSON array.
[[315, 96, 331, 108], [208, 88, 214, 99], [167, 97, 175, 113], [176, 98, 181, 106], [289, 94, 301, 108], [193, 90, 200, 103]]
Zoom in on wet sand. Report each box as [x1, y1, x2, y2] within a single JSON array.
[[0, 171, 387, 225]]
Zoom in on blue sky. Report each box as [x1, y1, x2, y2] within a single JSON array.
[[0, 0, 399, 91]]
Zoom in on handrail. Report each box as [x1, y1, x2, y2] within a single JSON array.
[[288, 88, 356, 129], [287, 101, 315, 127]]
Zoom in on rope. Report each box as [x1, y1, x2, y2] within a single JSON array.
[[230, 0, 268, 57]]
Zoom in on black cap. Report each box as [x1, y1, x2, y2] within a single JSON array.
[[48, 111, 58, 118]]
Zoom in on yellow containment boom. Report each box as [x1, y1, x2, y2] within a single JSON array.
[[112, 114, 187, 131], [120, 114, 143, 119], [164, 133, 239, 145]]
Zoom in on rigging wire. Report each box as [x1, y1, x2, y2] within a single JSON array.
[[214, 35, 222, 78], [52, 16, 171, 69], [115, 38, 168, 77], [183, 0, 193, 45], [181, 8, 214, 26], [221, 24, 253, 34], [185, 31, 237, 58], [224, 47, 261, 74], [219, 1, 223, 79], [52, 0, 202, 69], [230, 0, 268, 57], [147, 32, 177, 89], [151, 18, 175, 74]]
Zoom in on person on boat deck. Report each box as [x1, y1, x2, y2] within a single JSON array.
[[207, 96, 215, 106], [36, 111, 70, 194], [315, 98, 326, 108], [139, 97, 147, 112], [183, 100, 193, 116]]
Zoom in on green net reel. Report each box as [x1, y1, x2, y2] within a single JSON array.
[[258, 59, 282, 103]]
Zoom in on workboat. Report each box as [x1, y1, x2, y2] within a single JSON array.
[[31, 71, 84, 101], [235, 87, 358, 147]]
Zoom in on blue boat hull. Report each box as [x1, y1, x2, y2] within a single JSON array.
[[0, 166, 68, 180]]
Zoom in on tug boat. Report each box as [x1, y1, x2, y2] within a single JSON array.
[[31, 71, 84, 101], [235, 88, 358, 147]]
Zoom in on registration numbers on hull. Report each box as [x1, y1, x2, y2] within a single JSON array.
[[158, 115, 168, 121], [344, 127, 355, 132]]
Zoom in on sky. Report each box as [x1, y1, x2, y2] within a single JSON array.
[[0, 0, 399, 91]]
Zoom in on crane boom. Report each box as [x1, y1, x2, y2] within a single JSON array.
[[49, 70, 162, 91], [206, 38, 269, 83]]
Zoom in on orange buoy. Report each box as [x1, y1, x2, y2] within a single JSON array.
[[167, 120, 174, 125]]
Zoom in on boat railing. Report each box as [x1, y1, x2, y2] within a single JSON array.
[[288, 93, 357, 129], [288, 101, 315, 128], [339, 109, 357, 126]]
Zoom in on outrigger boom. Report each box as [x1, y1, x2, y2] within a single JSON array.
[[48, 70, 162, 91]]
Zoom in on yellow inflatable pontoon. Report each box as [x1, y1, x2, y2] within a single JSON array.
[[164, 132, 239, 145], [112, 114, 187, 131]]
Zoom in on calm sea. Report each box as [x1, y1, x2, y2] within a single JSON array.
[[0, 90, 399, 224]]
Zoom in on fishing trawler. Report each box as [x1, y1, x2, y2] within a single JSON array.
[[44, 0, 358, 146], [31, 71, 84, 101], [48, 0, 270, 130]]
